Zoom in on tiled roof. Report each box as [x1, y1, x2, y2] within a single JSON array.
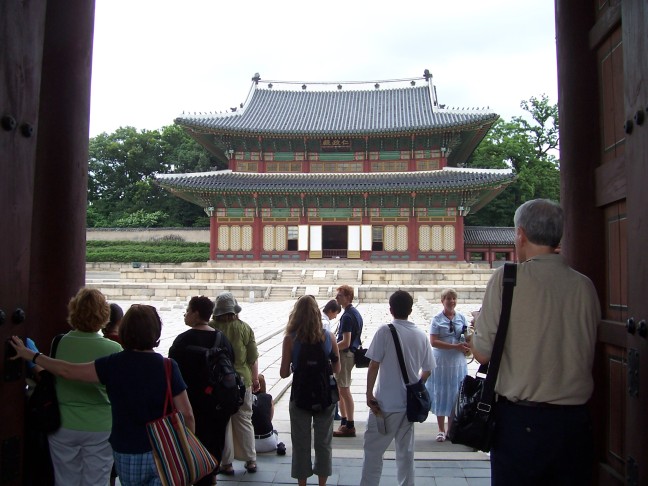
[[464, 226, 515, 246], [155, 168, 514, 194], [175, 86, 498, 136]]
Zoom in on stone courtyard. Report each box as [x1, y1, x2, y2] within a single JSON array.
[[105, 291, 490, 485]]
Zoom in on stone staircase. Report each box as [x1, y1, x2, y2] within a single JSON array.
[[87, 261, 494, 304]]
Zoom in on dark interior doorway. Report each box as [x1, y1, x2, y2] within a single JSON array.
[[322, 225, 347, 258]]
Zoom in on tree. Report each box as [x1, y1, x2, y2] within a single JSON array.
[[465, 94, 560, 226], [87, 125, 225, 227]]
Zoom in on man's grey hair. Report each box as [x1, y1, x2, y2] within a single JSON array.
[[513, 199, 563, 248]]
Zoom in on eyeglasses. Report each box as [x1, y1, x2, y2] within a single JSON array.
[[448, 321, 455, 333]]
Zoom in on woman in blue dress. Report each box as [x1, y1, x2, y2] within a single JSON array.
[[426, 288, 471, 441]]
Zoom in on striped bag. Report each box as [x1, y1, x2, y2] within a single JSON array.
[[147, 358, 218, 486]]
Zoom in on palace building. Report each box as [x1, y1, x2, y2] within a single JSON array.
[[156, 71, 515, 262]]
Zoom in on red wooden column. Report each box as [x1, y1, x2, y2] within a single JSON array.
[[361, 193, 371, 260], [455, 216, 465, 262], [407, 192, 418, 259], [252, 193, 262, 260], [209, 213, 217, 260]]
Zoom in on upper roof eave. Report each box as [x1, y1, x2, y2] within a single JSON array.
[[175, 84, 499, 137]]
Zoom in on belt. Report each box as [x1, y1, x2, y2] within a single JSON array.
[[254, 430, 274, 440], [498, 396, 583, 409]]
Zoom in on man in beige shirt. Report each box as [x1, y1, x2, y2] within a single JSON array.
[[472, 199, 600, 486]]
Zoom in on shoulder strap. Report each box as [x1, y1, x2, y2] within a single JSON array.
[[213, 330, 223, 349], [389, 324, 410, 385], [163, 358, 174, 414], [51, 333, 64, 359], [480, 263, 517, 408]]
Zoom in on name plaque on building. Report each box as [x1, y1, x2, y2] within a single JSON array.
[[321, 138, 351, 152]]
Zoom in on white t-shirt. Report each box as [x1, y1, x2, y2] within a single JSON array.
[[366, 319, 435, 413], [321, 312, 331, 333]]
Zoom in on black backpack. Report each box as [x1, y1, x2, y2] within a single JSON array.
[[291, 337, 338, 412], [188, 332, 246, 416]]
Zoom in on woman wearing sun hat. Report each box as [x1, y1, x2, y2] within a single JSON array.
[[209, 292, 260, 475]]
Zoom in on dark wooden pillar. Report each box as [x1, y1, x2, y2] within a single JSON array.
[[29, 0, 96, 349], [555, 0, 605, 290], [0, 1, 94, 484]]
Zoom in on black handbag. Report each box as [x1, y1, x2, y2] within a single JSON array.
[[447, 263, 517, 452], [389, 324, 431, 423], [353, 347, 371, 368], [28, 334, 64, 434]]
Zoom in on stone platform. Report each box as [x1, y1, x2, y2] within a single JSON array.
[[87, 261, 494, 304]]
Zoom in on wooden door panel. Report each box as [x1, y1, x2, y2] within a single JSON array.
[[605, 345, 626, 475], [0, 2, 46, 485], [621, 0, 648, 482], [599, 26, 625, 159], [604, 203, 627, 323]]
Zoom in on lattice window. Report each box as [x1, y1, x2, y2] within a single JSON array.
[[236, 162, 258, 172], [275, 225, 287, 251], [443, 225, 455, 251], [241, 226, 253, 251], [310, 162, 363, 173], [419, 225, 431, 252], [431, 225, 443, 252], [230, 226, 241, 251], [218, 226, 230, 251], [266, 162, 302, 172], [384, 225, 396, 252], [418, 224, 456, 252], [371, 161, 408, 172], [416, 160, 440, 171], [263, 226, 275, 251], [396, 225, 408, 251]]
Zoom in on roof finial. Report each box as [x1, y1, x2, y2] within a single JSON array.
[[252, 73, 261, 84], [423, 69, 432, 81]]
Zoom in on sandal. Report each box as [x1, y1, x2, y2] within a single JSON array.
[[436, 432, 446, 442], [245, 461, 257, 473], [217, 464, 235, 475]]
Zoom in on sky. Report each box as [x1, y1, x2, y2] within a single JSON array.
[[89, 0, 557, 138]]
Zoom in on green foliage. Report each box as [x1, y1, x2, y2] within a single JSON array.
[[113, 210, 169, 228], [86, 240, 209, 263], [465, 94, 560, 227], [87, 125, 226, 227]]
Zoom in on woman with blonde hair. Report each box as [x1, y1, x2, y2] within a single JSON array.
[[45, 288, 123, 485], [425, 288, 470, 442], [280, 295, 341, 486]]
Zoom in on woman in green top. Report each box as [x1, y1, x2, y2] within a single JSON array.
[[49, 288, 122, 485]]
